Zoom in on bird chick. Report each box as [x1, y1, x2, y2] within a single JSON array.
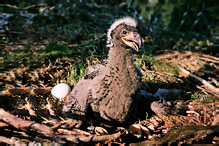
[[63, 17, 142, 127]]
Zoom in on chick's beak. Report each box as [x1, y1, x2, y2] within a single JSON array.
[[122, 32, 141, 52]]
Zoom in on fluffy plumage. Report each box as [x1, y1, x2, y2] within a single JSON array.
[[107, 17, 137, 47], [63, 17, 142, 127]]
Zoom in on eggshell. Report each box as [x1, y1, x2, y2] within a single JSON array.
[[51, 83, 71, 100]]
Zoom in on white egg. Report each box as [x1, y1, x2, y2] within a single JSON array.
[[51, 83, 71, 101]]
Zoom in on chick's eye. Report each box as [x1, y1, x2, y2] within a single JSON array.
[[122, 30, 127, 34]]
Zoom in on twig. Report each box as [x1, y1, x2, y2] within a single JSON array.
[[203, 105, 207, 124], [31, 87, 52, 95], [81, 131, 122, 142], [154, 51, 193, 60], [190, 52, 219, 61], [0, 108, 66, 143], [0, 122, 9, 127], [154, 51, 179, 60], [197, 85, 218, 97], [0, 136, 14, 144], [64, 130, 123, 143], [199, 57, 219, 63], [212, 102, 219, 125], [3, 88, 31, 95], [196, 86, 209, 95], [58, 128, 91, 136], [90, 131, 122, 142], [66, 121, 78, 129], [179, 67, 219, 94], [51, 122, 63, 130], [0, 108, 54, 137]]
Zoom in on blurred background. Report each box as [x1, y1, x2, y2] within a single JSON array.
[[0, 0, 218, 88], [1, 0, 218, 52]]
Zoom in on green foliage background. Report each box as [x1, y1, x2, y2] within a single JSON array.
[[1, 0, 218, 86]]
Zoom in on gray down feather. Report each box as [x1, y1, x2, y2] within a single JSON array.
[[62, 18, 142, 127]]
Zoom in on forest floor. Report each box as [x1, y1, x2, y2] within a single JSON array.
[[0, 44, 218, 145]]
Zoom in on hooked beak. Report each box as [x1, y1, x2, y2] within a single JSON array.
[[121, 32, 141, 52]]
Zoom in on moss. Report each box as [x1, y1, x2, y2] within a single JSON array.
[[68, 63, 88, 86], [135, 54, 179, 76], [67, 57, 101, 86], [191, 92, 218, 103]]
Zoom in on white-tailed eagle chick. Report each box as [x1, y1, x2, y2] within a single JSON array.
[[62, 16, 142, 127]]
